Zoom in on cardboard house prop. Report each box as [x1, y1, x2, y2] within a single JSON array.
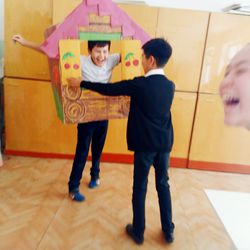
[[40, 0, 150, 123]]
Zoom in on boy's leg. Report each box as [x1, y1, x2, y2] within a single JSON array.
[[0, 148, 2, 167], [0, 139, 2, 167], [153, 152, 174, 240], [131, 151, 154, 239], [90, 120, 108, 181], [68, 123, 94, 192]]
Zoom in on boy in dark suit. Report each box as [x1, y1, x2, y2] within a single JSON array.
[[68, 38, 175, 244]]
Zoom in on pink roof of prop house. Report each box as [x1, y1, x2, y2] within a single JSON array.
[[40, 0, 151, 58]]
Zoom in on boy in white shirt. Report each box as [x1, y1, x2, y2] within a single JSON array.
[[12, 35, 120, 201], [68, 41, 120, 201]]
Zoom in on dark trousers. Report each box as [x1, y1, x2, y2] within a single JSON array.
[[68, 120, 108, 192], [132, 151, 174, 237]]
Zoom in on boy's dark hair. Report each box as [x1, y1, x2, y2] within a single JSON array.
[[142, 38, 172, 68], [88, 40, 111, 51]]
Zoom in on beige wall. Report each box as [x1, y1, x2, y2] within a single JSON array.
[[4, 78, 76, 154], [4, 1, 250, 172], [188, 13, 250, 172], [5, 0, 52, 80]]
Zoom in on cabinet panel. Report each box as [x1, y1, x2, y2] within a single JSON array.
[[200, 13, 250, 94], [103, 119, 131, 155], [5, 0, 52, 80], [4, 78, 76, 154], [189, 94, 250, 171], [157, 8, 209, 92], [171, 92, 197, 167], [118, 4, 158, 38], [53, 0, 81, 24]]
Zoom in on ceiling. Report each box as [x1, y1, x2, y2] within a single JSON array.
[[113, 0, 250, 13]]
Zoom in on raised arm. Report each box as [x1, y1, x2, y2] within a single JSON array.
[[67, 77, 137, 96], [12, 34, 44, 54]]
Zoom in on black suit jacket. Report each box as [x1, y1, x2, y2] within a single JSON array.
[[81, 75, 175, 152]]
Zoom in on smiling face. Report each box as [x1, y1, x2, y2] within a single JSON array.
[[219, 44, 250, 130], [89, 44, 109, 67]]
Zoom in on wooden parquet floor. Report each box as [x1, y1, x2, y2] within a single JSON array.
[[1, 155, 250, 250]]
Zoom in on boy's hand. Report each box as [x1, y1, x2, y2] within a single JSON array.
[[12, 34, 26, 45], [67, 77, 82, 88]]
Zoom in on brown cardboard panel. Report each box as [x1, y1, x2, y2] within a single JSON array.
[[50, 40, 142, 124]]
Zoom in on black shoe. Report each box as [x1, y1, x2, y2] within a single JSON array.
[[164, 231, 174, 243], [125, 224, 144, 245]]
